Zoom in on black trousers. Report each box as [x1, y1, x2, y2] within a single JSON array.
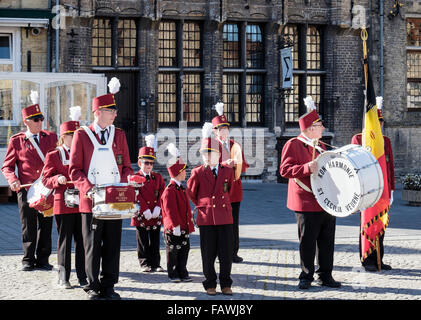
[[81, 213, 122, 292], [55, 213, 86, 282], [359, 230, 385, 266], [199, 224, 233, 290], [231, 202, 241, 257], [164, 233, 190, 279], [17, 189, 53, 266], [136, 226, 161, 268], [295, 211, 336, 281]]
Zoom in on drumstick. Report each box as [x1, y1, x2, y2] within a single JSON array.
[[19, 181, 74, 188]]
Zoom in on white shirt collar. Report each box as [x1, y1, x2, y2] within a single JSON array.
[[140, 169, 150, 177], [300, 132, 312, 142], [171, 178, 181, 186], [25, 130, 39, 139], [93, 121, 110, 136], [210, 164, 219, 173], [62, 144, 70, 153]]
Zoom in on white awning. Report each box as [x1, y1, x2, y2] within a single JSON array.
[[0, 18, 49, 28]]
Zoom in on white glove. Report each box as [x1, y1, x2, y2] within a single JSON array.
[[143, 209, 153, 220], [390, 190, 394, 206], [173, 225, 181, 236], [152, 206, 161, 219]]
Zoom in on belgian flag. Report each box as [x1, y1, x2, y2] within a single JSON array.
[[360, 58, 390, 264]]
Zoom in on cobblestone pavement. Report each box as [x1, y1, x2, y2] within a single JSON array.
[[0, 183, 420, 300]]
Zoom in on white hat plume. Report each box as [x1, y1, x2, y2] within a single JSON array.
[[145, 134, 157, 150], [202, 122, 213, 138], [303, 96, 316, 112], [376, 96, 383, 110], [214, 102, 224, 116], [69, 106, 81, 121], [30, 90, 39, 105], [167, 143, 180, 158], [108, 77, 121, 94]]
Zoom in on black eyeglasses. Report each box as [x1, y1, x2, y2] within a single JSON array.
[[143, 161, 154, 166], [31, 116, 44, 123]]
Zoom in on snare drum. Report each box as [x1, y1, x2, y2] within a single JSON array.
[[310, 144, 384, 217], [64, 188, 79, 208], [91, 183, 139, 220], [27, 178, 54, 213]]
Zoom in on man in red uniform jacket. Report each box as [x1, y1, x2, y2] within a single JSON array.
[[187, 135, 235, 296], [130, 140, 165, 273], [280, 106, 340, 290], [160, 147, 195, 282], [69, 86, 133, 300], [212, 108, 249, 263], [351, 107, 394, 272], [2, 103, 57, 271]]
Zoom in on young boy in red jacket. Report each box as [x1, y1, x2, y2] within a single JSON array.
[[186, 123, 235, 296], [160, 143, 195, 283]]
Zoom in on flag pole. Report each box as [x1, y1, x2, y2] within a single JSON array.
[[376, 235, 381, 271], [361, 27, 368, 144]]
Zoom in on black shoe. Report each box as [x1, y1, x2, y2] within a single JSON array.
[[101, 288, 121, 300], [233, 256, 243, 263], [180, 276, 192, 282], [21, 264, 34, 271], [35, 263, 53, 270], [298, 279, 312, 289], [381, 263, 392, 271], [317, 277, 341, 288], [86, 290, 101, 300], [78, 279, 88, 287], [151, 266, 164, 272], [140, 266, 152, 273], [169, 277, 181, 283], [57, 279, 72, 289], [363, 264, 379, 272]]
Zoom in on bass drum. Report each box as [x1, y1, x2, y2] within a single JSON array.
[[310, 144, 384, 217]]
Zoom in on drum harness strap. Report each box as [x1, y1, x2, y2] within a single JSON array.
[[293, 136, 324, 194]]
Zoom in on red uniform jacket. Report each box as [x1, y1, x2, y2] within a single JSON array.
[[69, 124, 133, 213], [160, 180, 195, 234], [130, 171, 165, 227], [351, 133, 395, 197], [218, 139, 249, 203], [186, 164, 234, 226], [42, 147, 78, 215], [2, 130, 57, 187], [280, 134, 326, 212]]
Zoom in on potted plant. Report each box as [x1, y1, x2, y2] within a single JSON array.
[[401, 173, 421, 206]]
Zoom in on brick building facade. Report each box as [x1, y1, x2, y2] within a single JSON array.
[[1, 0, 420, 183]]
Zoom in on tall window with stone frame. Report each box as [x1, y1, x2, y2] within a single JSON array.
[[158, 20, 202, 125], [282, 24, 325, 124], [407, 18, 421, 110], [222, 22, 266, 126], [91, 17, 137, 67]]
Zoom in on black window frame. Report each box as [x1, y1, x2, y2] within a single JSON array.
[[222, 21, 266, 127], [282, 24, 326, 127], [158, 19, 204, 127]]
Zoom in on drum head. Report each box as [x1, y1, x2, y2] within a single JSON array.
[[310, 151, 362, 217]]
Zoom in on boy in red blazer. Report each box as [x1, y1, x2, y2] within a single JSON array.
[[280, 96, 340, 290], [212, 102, 249, 263], [186, 123, 235, 296], [160, 143, 195, 282], [129, 135, 165, 273], [42, 109, 87, 289]]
